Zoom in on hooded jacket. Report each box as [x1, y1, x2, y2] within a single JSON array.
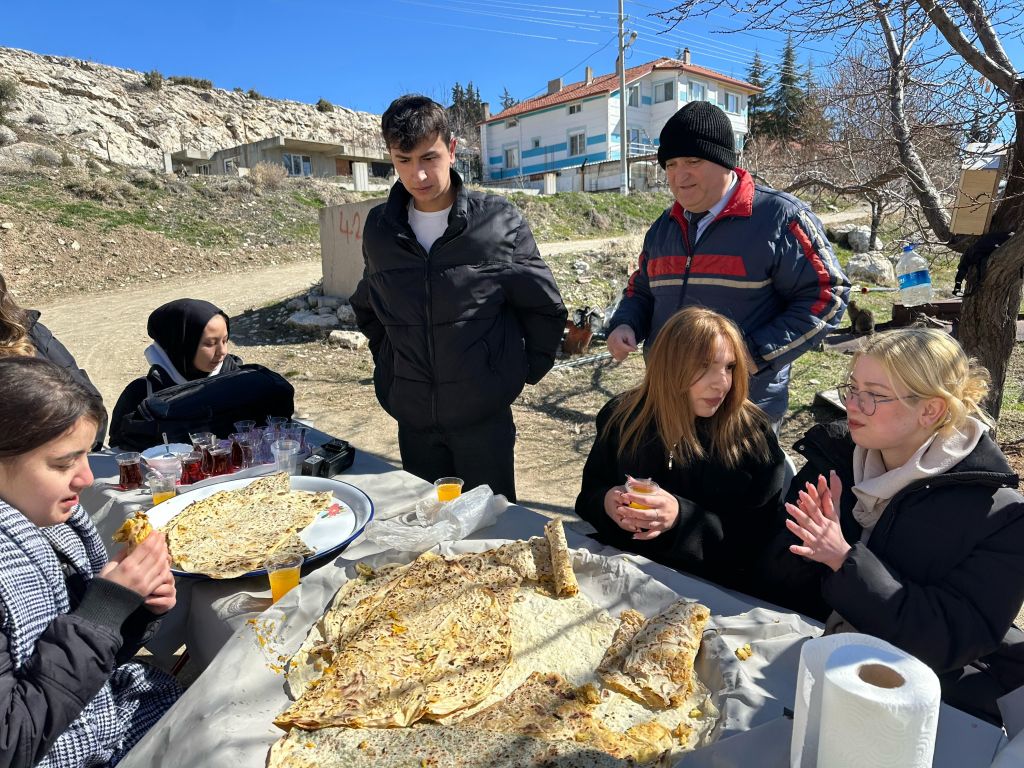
[[350, 170, 566, 431], [764, 421, 1024, 709], [608, 169, 850, 418], [25, 312, 107, 450]]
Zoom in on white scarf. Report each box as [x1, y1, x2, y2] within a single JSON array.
[[144, 342, 223, 385], [850, 417, 988, 530]]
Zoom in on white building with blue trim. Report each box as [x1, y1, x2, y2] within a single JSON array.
[[478, 53, 760, 193]]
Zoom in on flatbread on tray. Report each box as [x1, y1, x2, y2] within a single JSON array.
[[162, 472, 329, 578], [269, 523, 713, 766]]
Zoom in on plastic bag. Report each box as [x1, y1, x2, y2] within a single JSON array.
[[362, 485, 506, 553]]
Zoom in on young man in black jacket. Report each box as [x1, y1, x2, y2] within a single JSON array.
[[351, 95, 567, 501]]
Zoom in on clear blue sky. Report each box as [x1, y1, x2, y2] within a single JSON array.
[[0, 0, 806, 113], [1, 0, 1019, 116]]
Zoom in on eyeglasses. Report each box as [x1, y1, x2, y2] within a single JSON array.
[[836, 383, 919, 416]]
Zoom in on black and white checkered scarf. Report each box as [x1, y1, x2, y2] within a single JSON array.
[[0, 500, 180, 767]]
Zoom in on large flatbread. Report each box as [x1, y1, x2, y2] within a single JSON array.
[[461, 671, 673, 764], [276, 555, 518, 729], [267, 722, 644, 768], [162, 472, 331, 578]]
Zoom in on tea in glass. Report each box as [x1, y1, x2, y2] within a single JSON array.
[[209, 445, 232, 476], [116, 452, 144, 491], [180, 451, 205, 484]]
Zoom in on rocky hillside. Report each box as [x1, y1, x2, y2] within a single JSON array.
[[0, 46, 383, 169]]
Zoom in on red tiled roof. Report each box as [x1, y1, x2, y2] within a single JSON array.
[[484, 57, 761, 124]]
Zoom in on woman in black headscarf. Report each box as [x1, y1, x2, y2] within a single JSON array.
[[109, 299, 242, 447]]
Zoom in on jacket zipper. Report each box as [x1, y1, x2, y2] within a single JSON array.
[[398, 219, 462, 429]]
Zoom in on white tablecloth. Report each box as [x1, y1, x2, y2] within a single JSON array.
[[107, 454, 1006, 767]]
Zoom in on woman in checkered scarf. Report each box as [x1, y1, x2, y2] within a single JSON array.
[[0, 357, 181, 768]]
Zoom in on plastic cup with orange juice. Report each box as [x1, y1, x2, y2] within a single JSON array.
[[625, 476, 659, 510], [434, 477, 464, 502], [146, 472, 177, 506], [265, 551, 303, 603]]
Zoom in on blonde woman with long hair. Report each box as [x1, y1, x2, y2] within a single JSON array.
[[771, 327, 1024, 725], [575, 306, 786, 596], [0, 272, 107, 449]]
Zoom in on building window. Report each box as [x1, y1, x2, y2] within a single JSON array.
[[531, 137, 541, 149], [195, 163, 211, 175], [653, 80, 674, 103], [722, 92, 740, 113], [627, 128, 640, 145], [568, 102, 583, 115], [627, 85, 640, 107], [283, 153, 312, 177], [688, 81, 706, 102], [568, 131, 586, 157], [503, 146, 519, 168], [223, 156, 240, 174], [505, 118, 517, 128], [735, 132, 745, 151]]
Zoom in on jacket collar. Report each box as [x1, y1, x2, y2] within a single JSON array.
[[383, 168, 469, 235], [668, 167, 754, 235]]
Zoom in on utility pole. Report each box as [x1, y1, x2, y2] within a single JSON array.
[[617, 0, 636, 196]]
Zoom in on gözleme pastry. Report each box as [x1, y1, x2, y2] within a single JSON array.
[[268, 521, 715, 767], [162, 472, 326, 578]]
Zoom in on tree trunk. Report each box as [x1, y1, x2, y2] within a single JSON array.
[[958, 233, 1024, 421]]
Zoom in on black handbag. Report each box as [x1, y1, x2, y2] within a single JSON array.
[[113, 364, 295, 450]]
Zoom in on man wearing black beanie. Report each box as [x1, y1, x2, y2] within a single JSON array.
[[607, 101, 849, 428]]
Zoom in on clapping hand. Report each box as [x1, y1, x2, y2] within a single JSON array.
[[785, 471, 851, 572]]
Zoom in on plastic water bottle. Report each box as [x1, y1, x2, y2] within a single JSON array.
[[895, 244, 933, 307]]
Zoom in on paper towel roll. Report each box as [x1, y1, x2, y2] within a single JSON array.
[[790, 633, 930, 768], [816, 643, 940, 767]]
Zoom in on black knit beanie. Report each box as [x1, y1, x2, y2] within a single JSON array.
[[657, 101, 736, 170]]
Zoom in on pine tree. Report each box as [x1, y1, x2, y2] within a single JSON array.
[[798, 56, 831, 143], [769, 34, 805, 140], [745, 51, 771, 138], [500, 87, 518, 111]]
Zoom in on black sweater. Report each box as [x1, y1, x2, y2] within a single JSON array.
[[575, 396, 786, 598]]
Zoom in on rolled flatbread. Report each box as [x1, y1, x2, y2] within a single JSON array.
[[543, 519, 578, 597], [112, 510, 152, 550]]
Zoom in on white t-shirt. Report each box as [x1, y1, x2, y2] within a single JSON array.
[[408, 200, 452, 253]]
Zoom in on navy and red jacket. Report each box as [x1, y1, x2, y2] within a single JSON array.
[[609, 169, 850, 418]]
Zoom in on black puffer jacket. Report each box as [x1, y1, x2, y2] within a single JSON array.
[[351, 171, 566, 431], [764, 421, 1024, 709], [575, 396, 786, 597], [26, 311, 108, 450]]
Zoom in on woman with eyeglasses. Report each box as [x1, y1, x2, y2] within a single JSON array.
[[575, 306, 786, 597], [766, 327, 1024, 725]]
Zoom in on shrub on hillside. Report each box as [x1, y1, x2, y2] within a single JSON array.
[[247, 88, 265, 100], [29, 147, 61, 167], [315, 98, 334, 113], [65, 172, 137, 203], [250, 161, 287, 190], [0, 78, 19, 122], [26, 113, 46, 125], [128, 168, 162, 190], [142, 69, 164, 91], [169, 75, 213, 90]]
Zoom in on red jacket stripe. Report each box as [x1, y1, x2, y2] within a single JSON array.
[[648, 254, 748, 277], [789, 220, 832, 315]]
